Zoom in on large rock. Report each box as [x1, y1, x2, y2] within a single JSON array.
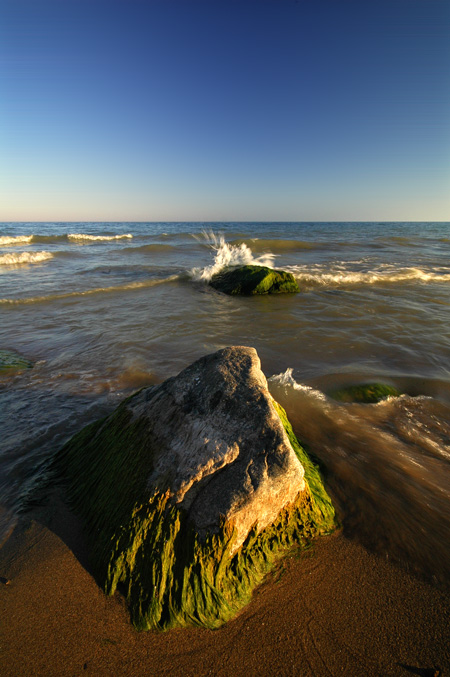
[[209, 264, 300, 295], [55, 347, 335, 630]]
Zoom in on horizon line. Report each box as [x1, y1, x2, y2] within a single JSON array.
[[1, 219, 450, 225]]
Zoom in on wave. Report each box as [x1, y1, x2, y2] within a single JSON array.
[[376, 235, 419, 247], [31, 235, 71, 244], [0, 235, 34, 246], [123, 243, 176, 254], [0, 233, 134, 246], [161, 232, 206, 241], [0, 251, 53, 266], [229, 238, 319, 253], [68, 233, 133, 242], [0, 274, 180, 305], [269, 368, 329, 401], [190, 231, 276, 281], [290, 265, 450, 288], [188, 231, 450, 288]]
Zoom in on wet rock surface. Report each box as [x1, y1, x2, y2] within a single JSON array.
[[209, 265, 300, 295]]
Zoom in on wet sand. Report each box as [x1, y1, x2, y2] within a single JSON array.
[[1, 497, 449, 677]]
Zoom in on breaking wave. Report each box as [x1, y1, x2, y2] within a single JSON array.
[[0, 251, 53, 266], [68, 233, 133, 242], [269, 368, 329, 401], [190, 231, 276, 281], [0, 233, 133, 246], [188, 232, 450, 289], [290, 265, 450, 289], [0, 235, 34, 246]]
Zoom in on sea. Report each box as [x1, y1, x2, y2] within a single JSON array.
[[1, 221, 449, 584]]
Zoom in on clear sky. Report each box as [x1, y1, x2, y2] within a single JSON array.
[[1, 0, 449, 222]]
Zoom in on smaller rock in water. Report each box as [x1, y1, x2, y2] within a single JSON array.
[[209, 264, 300, 295], [329, 382, 401, 404], [0, 349, 33, 372]]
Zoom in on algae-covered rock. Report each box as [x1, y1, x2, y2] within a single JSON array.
[[55, 346, 335, 631], [330, 382, 401, 404], [209, 264, 300, 295], [0, 349, 33, 372]]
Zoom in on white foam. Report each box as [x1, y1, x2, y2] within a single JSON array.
[[289, 265, 450, 287], [191, 230, 275, 281], [0, 251, 53, 266], [0, 235, 33, 246], [68, 233, 133, 242]]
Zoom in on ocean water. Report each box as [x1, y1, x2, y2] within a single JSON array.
[[1, 221, 449, 583]]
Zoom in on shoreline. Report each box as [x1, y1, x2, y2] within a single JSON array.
[[1, 497, 449, 676]]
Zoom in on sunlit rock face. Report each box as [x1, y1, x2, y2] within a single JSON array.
[[130, 346, 305, 551]]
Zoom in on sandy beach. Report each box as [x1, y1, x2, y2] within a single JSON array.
[[1, 493, 449, 677], [2, 0, 449, 669]]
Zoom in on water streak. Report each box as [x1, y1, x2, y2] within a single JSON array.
[[269, 370, 450, 585], [0, 274, 180, 305]]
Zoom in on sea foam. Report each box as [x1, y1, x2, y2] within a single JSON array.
[[290, 265, 450, 288]]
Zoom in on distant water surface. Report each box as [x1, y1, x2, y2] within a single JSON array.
[[1, 221, 449, 583]]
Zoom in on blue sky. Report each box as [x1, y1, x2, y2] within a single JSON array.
[[1, 0, 449, 221]]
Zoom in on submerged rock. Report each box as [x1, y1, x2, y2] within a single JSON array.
[[209, 264, 300, 295], [0, 349, 33, 372], [329, 382, 401, 404], [55, 346, 335, 630]]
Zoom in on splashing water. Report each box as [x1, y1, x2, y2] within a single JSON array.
[[190, 231, 276, 282], [269, 368, 328, 401]]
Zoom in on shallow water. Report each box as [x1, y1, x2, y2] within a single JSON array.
[[1, 221, 449, 581]]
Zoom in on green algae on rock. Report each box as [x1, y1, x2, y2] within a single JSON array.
[[329, 382, 401, 404], [209, 264, 300, 295], [0, 349, 33, 372], [54, 347, 336, 631]]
